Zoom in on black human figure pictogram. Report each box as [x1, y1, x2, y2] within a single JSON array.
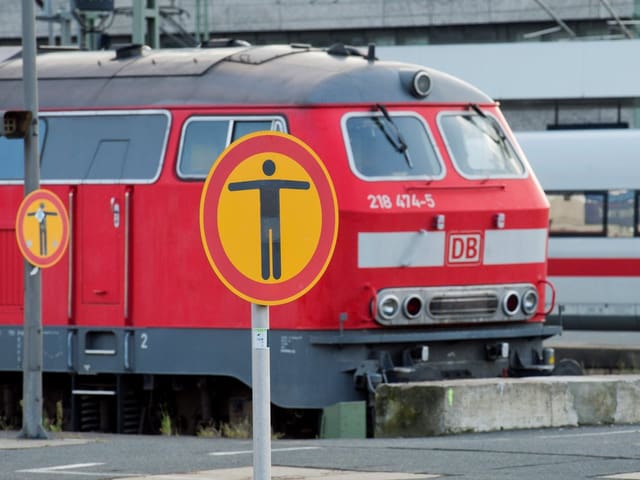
[[228, 159, 310, 280], [27, 202, 58, 256]]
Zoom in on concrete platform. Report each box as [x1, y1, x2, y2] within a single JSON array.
[[375, 375, 640, 437]]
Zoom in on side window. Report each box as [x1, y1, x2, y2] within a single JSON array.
[[40, 112, 168, 182], [178, 117, 287, 179], [548, 190, 639, 238], [232, 120, 283, 142], [637, 191, 640, 235], [86, 140, 129, 180], [178, 120, 229, 178], [607, 189, 634, 238], [547, 191, 606, 236], [0, 120, 46, 181]]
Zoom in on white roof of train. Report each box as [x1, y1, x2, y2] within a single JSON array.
[[516, 129, 640, 190]]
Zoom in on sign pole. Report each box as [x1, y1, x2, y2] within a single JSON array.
[[251, 303, 271, 480], [199, 132, 338, 480], [20, 0, 46, 439]]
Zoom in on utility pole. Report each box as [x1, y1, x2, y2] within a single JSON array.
[[133, 0, 160, 48], [195, 0, 210, 44], [20, 0, 47, 439]]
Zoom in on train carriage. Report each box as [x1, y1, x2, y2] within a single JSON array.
[[517, 128, 640, 331], [0, 43, 557, 433]]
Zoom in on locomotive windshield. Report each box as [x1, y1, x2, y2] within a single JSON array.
[[343, 112, 443, 180], [439, 112, 526, 178]]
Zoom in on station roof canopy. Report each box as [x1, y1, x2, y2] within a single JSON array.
[[379, 39, 640, 101]]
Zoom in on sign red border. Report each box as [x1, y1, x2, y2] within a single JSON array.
[[199, 132, 338, 305], [15, 189, 70, 268]]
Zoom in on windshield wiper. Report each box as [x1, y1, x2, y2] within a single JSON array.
[[468, 103, 512, 159], [375, 103, 413, 168], [468, 103, 506, 144]]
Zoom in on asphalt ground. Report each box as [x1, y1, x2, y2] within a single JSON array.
[[3, 424, 640, 480], [2, 329, 639, 479]]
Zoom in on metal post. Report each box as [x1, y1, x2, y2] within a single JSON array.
[[60, 10, 72, 46], [203, 0, 209, 43], [132, 0, 145, 45], [251, 303, 271, 480], [146, 0, 159, 48], [132, 0, 159, 48], [20, 0, 46, 439], [45, 0, 54, 45], [195, 0, 201, 44], [85, 14, 97, 50]]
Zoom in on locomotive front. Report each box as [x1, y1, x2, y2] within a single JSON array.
[[271, 47, 559, 407]]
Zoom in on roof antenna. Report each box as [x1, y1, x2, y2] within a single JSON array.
[[366, 43, 376, 61]]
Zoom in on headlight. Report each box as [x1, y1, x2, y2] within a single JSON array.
[[521, 289, 538, 315], [378, 295, 400, 320], [411, 70, 432, 98]]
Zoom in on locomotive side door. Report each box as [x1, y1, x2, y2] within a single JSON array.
[[41, 112, 169, 330], [66, 140, 130, 327], [77, 183, 128, 320]]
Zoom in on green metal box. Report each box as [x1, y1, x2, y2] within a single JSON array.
[[320, 401, 366, 438]]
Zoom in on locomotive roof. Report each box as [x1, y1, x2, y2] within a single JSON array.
[[0, 44, 492, 109]]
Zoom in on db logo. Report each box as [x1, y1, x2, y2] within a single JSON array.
[[447, 233, 482, 264]]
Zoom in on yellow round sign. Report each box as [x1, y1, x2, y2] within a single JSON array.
[[15, 189, 69, 268], [217, 151, 322, 284], [200, 132, 338, 305]]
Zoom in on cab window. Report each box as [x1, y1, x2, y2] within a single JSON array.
[[343, 112, 443, 180], [439, 112, 526, 178]]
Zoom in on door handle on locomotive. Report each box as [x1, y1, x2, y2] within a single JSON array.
[[110, 196, 120, 228]]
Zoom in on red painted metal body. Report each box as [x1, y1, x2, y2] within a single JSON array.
[[1, 105, 548, 330]]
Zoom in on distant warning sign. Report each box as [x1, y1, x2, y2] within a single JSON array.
[[16, 189, 69, 268], [200, 131, 338, 306]]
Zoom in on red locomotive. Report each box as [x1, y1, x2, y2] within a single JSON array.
[[0, 43, 557, 433]]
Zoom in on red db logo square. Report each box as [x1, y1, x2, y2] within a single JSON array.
[[447, 233, 482, 264]]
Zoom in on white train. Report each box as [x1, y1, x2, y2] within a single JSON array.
[[517, 129, 640, 330]]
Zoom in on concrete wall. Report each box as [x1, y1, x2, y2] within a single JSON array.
[[375, 375, 640, 437], [185, 0, 636, 32], [0, 0, 635, 42], [502, 101, 635, 131], [378, 40, 640, 130], [3, 1, 638, 131]]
